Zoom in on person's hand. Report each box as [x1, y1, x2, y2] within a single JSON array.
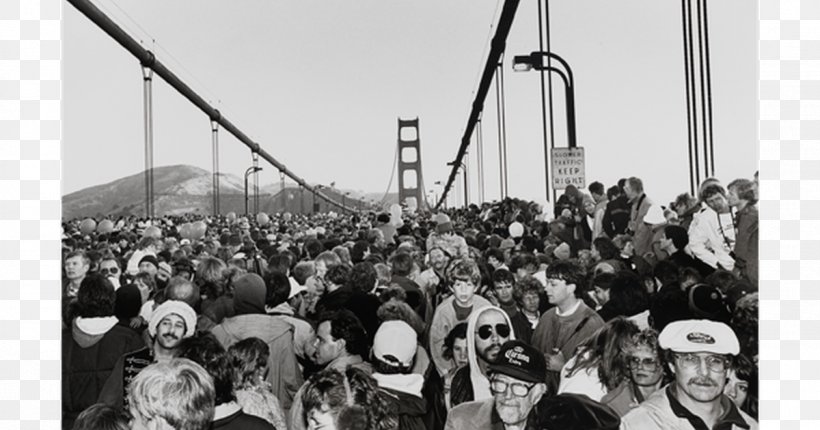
[[129, 316, 144, 329], [545, 349, 566, 371]]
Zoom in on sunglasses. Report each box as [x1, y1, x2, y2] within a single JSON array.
[[476, 323, 511, 340], [99, 267, 120, 276]]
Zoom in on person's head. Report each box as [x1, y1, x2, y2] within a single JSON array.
[[176, 333, 234, 406], [623, 177, 644, 200], [388, 252, 414, 277], [137, 236, 162, 253], [428, 247, 450, 271], [701, 184, 730, 213], [484, 247, 506, 269], [724, 354, 757, 418], [590, 272, 615, 306], [313, 310, 369, 366], [591, 237, 620, 261], [138, 255, 159, 277], [301, 367, 396, 430], [133, 271, 157, 303], [544, 260, 586, 308], [72, 403, 129, 430], [473, 307, 513, 365], [325, 264, 351, 291], [264, 270, 292, 310], [568, 317, 640, 390], [127, 358, 215, 430], [164, 276, 201, 311], [372, 320, 417, 374], [64, 250, 90, 282], [626, 329, 665, 389], [447, 258, 481, 307], [114, 284, 143, 321], [315, 251, 342, 278], [347, 262, 377, 294], [606, 185, 621, 201], [148, 300, 197, 352], [373, 263, 392, 287], [607, 271, 650, 317], [660, 319, 739, 406], [727, 178, 758, 207], [513, 276, 542, 314], [172, 258, 195, 282], [491, 269, 516, 304], [588, 181, 605, 199], [77, 274, 116, 318], [232, 273, 267, 315], [292, 261, 316, 286], [376, 299, 425, 340], [509, 252, 538, 281], [98, 256, 121, 280], [442, 322, 469, 369], [662, 224, 689, 252], [227, 337, 270, 389], [487, 340, 548, 427]]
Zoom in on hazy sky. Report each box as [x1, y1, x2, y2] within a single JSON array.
[[63, 0, 757, 208]]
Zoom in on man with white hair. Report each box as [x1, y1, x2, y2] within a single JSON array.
[[98, 300, 197, 410], [621, 320, 758, 429]]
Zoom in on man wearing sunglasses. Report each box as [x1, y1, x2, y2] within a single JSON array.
[[449, 306, 515, 408], [621, 320, 758, 430], [446, 340, 547, 430], [99, 256, 123, 290]]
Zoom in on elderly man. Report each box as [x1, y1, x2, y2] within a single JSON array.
[[445, 340, 548, 430], [621, 320, 758, 429], [127, 358, 215, 430], [98, 300, 198, 410]]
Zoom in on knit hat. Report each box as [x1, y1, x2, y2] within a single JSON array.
[[233, 273, 267, 315], [114, 284, 142, 321], [372, 320, 417, 368], [488, 340, 547, 384], [148, 300, 196, 338], [687, 284, 730, 321], [139, 255, 159, 270], [537, 393, 621, 430], [659, 319, 739, 355]]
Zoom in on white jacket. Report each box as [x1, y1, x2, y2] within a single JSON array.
[[687, 207, 735, 270]]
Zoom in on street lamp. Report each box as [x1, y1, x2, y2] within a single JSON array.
[[342, 192, 351, 214], [313, 185, 325, 214], [244, 166, 262, 216], [512, 51, 576, 149]]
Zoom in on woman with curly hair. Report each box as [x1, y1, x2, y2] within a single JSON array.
[[227, 337, 287, 430], [301, 367, 398, 430], [725, 353, 758, 420], [557, 316, 640, 402]]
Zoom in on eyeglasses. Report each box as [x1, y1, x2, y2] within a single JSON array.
[[675, 353, 729, 373], [476, 323, 511, 340], [99, 267, 119, 276], [627, 356, 660, 371], [490, 379, 535, 397]]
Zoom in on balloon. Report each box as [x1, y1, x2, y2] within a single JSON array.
[[256, 213, 270, 226], [179, 223, 193, 240], [80, 218, 97, 235], [143, 225, 162, 239], [226, 212, 237, 222], [96, 219, 114, 234], [509, 222, 524, 238], [192, 221, 207, 239], [282, 212, 292, 222]]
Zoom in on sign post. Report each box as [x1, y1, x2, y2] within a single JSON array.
[[551, 147, 585, 190]]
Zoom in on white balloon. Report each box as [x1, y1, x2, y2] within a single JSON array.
[[509, 222, 524, 238]]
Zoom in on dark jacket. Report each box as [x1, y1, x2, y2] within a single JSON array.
[[668, 249, 715, 278], [391, 275, 428, 320], [449, 366, 474, 408], [509, 310, 534, 345], [212, 406, 276, 430], [63, 318, 145, 429], [381, 386, 428, 430], [603, 195, 631, 238]]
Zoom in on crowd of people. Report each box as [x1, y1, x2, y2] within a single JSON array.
[[61, 174, 759, 430]]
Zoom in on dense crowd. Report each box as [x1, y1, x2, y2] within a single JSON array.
[[61, 174, 759, 430]]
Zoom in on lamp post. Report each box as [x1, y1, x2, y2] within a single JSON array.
[[244, 166, 262, 216], [447, 161, 468, 208], [342, 192, 350, 215], [513, 51, 577, 202], [313, 185, 325, 214]]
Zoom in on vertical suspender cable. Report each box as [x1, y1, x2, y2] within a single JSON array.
[[495, 66, 506, 200], [537, 0, 551, 203], [477, 118, 485, 204], [544, 0, 557, 204], [699, 0, 715, 177], [696, 0, 710, 178], [141, 65, 154, 219], [499, 57, 509, 198], [685, 0, 701, 189], [211, 116, 220, 216], [680, 0, 696, 196]]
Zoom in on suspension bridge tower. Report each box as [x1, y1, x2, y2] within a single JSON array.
[[397, 117, 428, 212]]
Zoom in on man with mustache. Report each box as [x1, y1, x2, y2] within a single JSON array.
[[98, 300, 197, 411], [449, 306, 515, 407], [621, 320, 758, 429]]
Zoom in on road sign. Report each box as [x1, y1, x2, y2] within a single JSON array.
[[552, 147, 585, 189]]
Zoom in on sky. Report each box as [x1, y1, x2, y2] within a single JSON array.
[[63, 0, 757, 209]]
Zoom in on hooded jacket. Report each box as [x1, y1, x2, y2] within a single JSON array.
[[429, 294, 492, 377], [210, 314, 302, 413], [375, 373, 428, 430], [449, 306, 515, 407], [63, 316, 145, 429]]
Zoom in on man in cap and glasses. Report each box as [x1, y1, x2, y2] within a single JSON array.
[[621, 319, 758, 429]]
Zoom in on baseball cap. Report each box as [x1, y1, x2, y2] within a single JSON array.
[[658, 319, 739, 355], [372, 320, 417, 367], [488, 340, 547, 384]]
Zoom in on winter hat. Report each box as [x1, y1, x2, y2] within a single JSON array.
[[233, 273, 267, 315], [659, 319, 739, 355], [372, 320, 417, 368], [488, 340, 547, 384], [139, 255, 159, 270], [114, 284, 142, 321], [687, 283, 730, 322], [553, 242, 571, 261], [148, 300, 196, 338]]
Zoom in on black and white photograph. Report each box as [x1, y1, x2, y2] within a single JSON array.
[[61, 1, 759, 429]]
